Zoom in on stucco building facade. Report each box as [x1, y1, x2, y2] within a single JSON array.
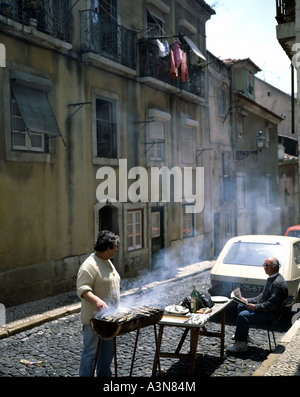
[[0, 0, 287, 305]]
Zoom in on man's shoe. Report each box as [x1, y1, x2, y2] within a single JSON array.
[[231, 334, 253, 344], [227, 341, 248, 353]]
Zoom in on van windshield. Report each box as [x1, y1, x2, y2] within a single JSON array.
[[223, 242, 285, 266]]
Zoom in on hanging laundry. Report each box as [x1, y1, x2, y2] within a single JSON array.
[[164, 41, 170, 56], [156, 39, 168, 57], [173, 40, 181, 68], [181, 51, 189, 82], [178, 48, 183, 63], [170, 49, 178, 79]]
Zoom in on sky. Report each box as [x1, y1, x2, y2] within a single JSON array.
[[204, 0, 294, 94]]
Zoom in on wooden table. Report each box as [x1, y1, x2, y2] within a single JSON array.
[[152, 299, 232, 376]]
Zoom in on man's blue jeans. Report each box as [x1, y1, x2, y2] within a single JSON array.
[[234, 304, 277, 342], [79, 325, 114, 377]]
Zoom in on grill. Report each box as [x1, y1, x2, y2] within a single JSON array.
[[90, 305, 164, 376], [90, 305, 164, 339]]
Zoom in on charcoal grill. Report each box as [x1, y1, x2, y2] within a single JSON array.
[[90, 305, 164, 376]]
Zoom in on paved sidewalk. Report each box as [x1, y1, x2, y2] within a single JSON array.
[[253, 318, 300, 376]]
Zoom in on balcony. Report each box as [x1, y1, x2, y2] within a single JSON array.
[[275, 0, 296, 60], [80, 10, 137, 71], [276, 0, 295, 23], [0, 0, 71, 42], [139, 39, 205, 99]]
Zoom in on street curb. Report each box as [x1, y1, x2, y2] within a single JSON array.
[[252, 318, 300, 376], [0, 261, 212, 340], [0, 303, 81, 339]]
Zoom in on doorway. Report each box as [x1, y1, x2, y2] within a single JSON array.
[[98, 205, 119, 266], [151, 207, 164, 268], [214, 212, 221, 258]]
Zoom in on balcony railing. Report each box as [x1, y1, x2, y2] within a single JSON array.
[[80, 10, 137, 70], [276, 0, 295, 23], [139, 39, 205, 98], [0, 0, 71, 42]]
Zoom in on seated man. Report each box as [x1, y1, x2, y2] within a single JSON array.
[[227, 257, 288, 353]]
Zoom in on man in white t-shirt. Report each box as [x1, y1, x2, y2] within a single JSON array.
[[77, 230, 120, 376]]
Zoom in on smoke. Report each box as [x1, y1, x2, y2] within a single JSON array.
[[95, 240, 207, 318], [94, 168, 284, 318]]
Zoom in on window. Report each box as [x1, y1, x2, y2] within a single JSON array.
[[94, 0, 117, 57], [50, 0, 72, 42], [223, 242, 284, 267], [181, 126, 195, 165], [94, 0, 117, 18], [147, 11, 164, 38], [96, 98, 117, 158], [221, 152, 231, 203], [146, 109, 170, 163], [127, 210, 143, 250], [237, 173, 246, 209], [180, 116, 198, 166], [12, 98, 46, 152], [9, 70, 61, 154], [182, 205, 194, 238], [150, 138, 164, 160], [247, 70, 254, 97], [148, 121, 165, 161]]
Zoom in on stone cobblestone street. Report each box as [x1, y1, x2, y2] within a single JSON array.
[[0, 266, 293, 377], [264, 331, 300, 376]]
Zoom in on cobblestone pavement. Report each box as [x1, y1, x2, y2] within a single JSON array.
[[263, 328, 300, 376], [0, 263, 294, 377]]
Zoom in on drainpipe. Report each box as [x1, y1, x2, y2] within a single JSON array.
[[296, 0, 300, 215], [229, 65, 238, 236], [291, 64, 295, 135]]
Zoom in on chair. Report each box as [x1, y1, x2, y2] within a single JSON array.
[[266, 298, 287, 351]]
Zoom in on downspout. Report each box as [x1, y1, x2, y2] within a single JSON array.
[[291, 63, 295, 135], [229, 65, 238, 236]]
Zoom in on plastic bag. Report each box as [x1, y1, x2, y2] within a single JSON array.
[[181, 289, 214, 311]]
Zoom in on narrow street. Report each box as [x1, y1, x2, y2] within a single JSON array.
[[0, 267, 291, 377]]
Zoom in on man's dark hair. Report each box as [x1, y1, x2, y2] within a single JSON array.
[[94, 230, 119, 252]]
